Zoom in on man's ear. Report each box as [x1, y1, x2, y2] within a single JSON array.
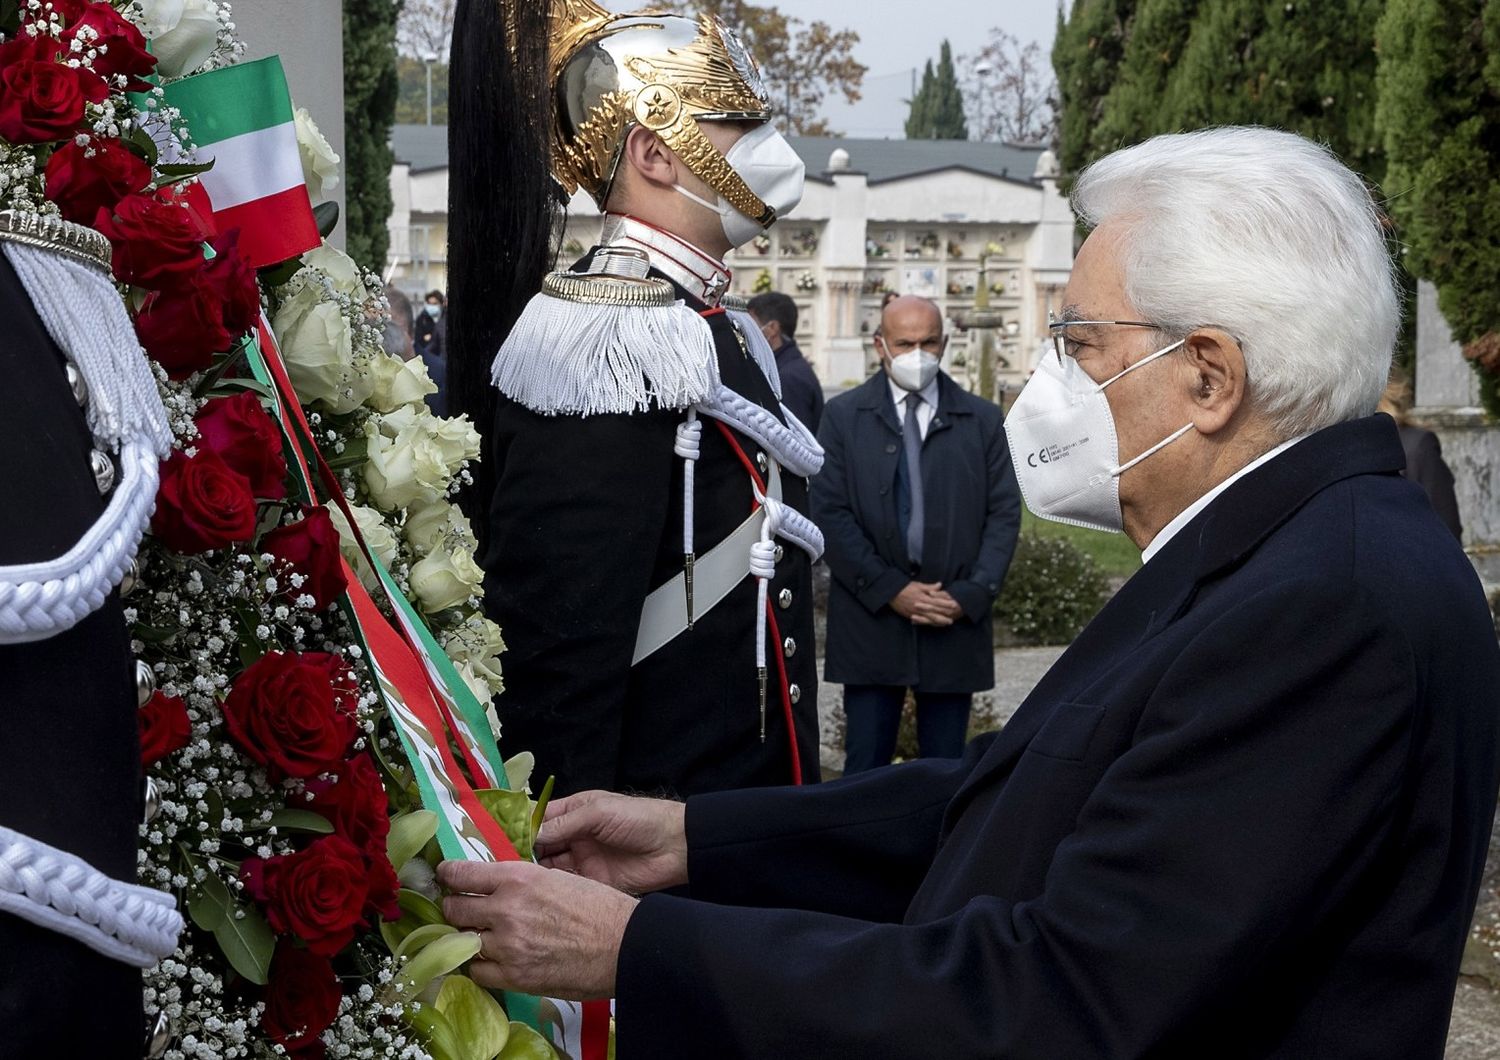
[[1182, 327, 1246, 435], [619, 126, 679, 191]]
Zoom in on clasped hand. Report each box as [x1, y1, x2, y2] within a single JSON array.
[[437, 791, 687, 999], [891, 580, 964, 626]]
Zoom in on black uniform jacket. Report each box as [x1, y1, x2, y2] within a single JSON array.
[[482, 261, 819, 798], [814, 370, 1021, 693], [0, 253, 143, 1057], [616, 415, 1500, 1058]]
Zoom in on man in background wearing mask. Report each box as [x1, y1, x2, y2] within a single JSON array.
[[457, 2, 823, 799], [437, 128, 1500, 1060], [748, 291, 824, 433], [812, 295, 1020, 773]]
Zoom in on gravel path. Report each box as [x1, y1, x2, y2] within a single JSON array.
[[813, 644, 1500, 1053]]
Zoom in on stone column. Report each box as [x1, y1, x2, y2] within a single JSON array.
[[1412, 281, 1500, 584], [230, 0, 347, 249]]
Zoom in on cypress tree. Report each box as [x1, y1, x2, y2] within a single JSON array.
[[932, 41, 969, 139], [342, 0, 401, 272], [905, 44, 968, 139], [1376, 0, 1500, 414], [904, 60, 936, 138], [1052, 0, 1138, 186]]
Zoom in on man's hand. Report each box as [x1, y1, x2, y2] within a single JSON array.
[[534, 791, 689, 894], [438, 860, 637, 1000], [890, 581, 958, 627]]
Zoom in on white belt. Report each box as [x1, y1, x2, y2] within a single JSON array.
[[632, 462, 782, 665]]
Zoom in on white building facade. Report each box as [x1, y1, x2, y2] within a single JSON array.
[[389, 128, 1076, 393]]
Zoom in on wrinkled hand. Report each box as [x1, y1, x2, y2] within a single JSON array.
[[534, 791, 689, 895], [438, 859, 636, 1000], [890, 581, 957, 627]]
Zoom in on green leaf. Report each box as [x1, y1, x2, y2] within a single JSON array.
[[473, 790, 535, 861], [435, 976, 511, 1060], [212, 899, 276, 986], [497, 1022, 557, 1060], [314, 201, 341, 239], [127, 126, 159, 168], [388, 810, 440, 871], [187, 871, 232, 932], [381, 886, 449, 953], [247, 809, 334, 835], [503, 752, 535, 794], [529, 775, 555, 842], [324, 434, 369, 472], [407, 1003, 467, 1060], [389, 931, 482, 1002], [259, 257, 307, 289], [155, 159, 216, 181], [395, 922, 457, 962], [202, 377, 275, 401]]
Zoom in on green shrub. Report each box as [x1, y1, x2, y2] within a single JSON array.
[[994, 533, 1109, 646]]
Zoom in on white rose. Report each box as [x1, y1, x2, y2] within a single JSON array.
[[370, 353, 437, 413], [373, 403, 424, 439], [328, 503, 400, 591], [143, 0, 221, 79], [442, 615, 505, 693], [363, 420, 451, 511], [273, 284, 371, 413], [301, 243, 368, 302], [409, 547, 484, 614], [427, 415, 482, 472], [403, 498, 475, 556], [294, 107, 341, 202]]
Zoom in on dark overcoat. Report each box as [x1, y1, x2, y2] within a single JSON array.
[[812, 370, 1021, 694], [617, 415, 1500, 1059], [482, 264, 819, 799], [0, 253, 143, 1057]]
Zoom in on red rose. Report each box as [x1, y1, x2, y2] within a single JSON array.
[[138, 691, 191, 767], [202, 230, 262, 337], [221, 652, 359, 780], [194, 393, 287, 500], [363, 851, 401, 923], [151, 447, 258, 554], [135, 282, 231, 378], [0, 58, 108, 144], [66, 8, 156, 87], [43, 137, 151, 225], [262, 943, 341, 1056], [96, 192, 214, 289], [306, 754, 389, 854], [260, 509, 347, 611], [241, 835, 370, 956]]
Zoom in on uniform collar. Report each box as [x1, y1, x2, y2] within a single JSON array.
[[601, 214, 733, 307]]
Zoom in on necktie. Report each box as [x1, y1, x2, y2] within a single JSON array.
[[903, 391, 925, 565]]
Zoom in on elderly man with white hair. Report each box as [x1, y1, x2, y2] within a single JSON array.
[[438, 128, 1500, 1059]]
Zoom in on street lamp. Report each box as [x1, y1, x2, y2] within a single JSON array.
[[423, 51, 439, 126], [973, 60, 994, 142]]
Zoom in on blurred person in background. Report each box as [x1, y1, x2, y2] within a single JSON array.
[[416, 289, 447, 416], [749, 291, 823, 434], [1378, 368, 1462, 540]]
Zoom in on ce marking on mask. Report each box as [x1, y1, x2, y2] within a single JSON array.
[[1027, 437, 1089, 468]]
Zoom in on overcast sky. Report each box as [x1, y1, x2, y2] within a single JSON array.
[[785, 0, 1063, 138]]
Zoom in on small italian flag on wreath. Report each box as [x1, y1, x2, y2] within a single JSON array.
[[162, 56, 322, 268]]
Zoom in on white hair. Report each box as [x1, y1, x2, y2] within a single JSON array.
[[1071, 127, 1400, 438]]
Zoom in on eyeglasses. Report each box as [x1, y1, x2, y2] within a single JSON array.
[[1047, 312, 1159, 365]]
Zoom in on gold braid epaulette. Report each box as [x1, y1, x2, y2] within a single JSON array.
[[0, 210, 111, 272], [541, 271, 677, 308]]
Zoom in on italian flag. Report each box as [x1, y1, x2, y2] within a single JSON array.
[[162, 57, 322, 268]]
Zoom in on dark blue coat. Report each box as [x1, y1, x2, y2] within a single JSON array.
[[812, 370, 1021, 693], [617, 415, 1500, 1058], [774, 339, 823, 436]]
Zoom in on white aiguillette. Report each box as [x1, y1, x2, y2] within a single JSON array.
[[490, 245, 721, 416]]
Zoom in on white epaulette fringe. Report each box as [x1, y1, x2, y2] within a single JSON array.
[[492, 290, 720, 416]]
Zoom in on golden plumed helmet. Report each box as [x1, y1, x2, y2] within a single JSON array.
[[549, 1, 778, 226]]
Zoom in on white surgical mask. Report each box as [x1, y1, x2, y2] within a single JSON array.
[[887, 349, 941, 392], [424, 303, 441, 318], [1004, 339, 1194, 533], [673, 122, 806, 248]]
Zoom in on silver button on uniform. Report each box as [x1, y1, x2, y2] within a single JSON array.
[[755, 452, 769, 474], [136, 660, 156, 707], [91, 450, 115, 494], [773, 545, 785, 563], [789, 683, 802, 704], [783, 637, 797, 659], [778, 588, 793, 609], [65, 363, 88, 407]]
